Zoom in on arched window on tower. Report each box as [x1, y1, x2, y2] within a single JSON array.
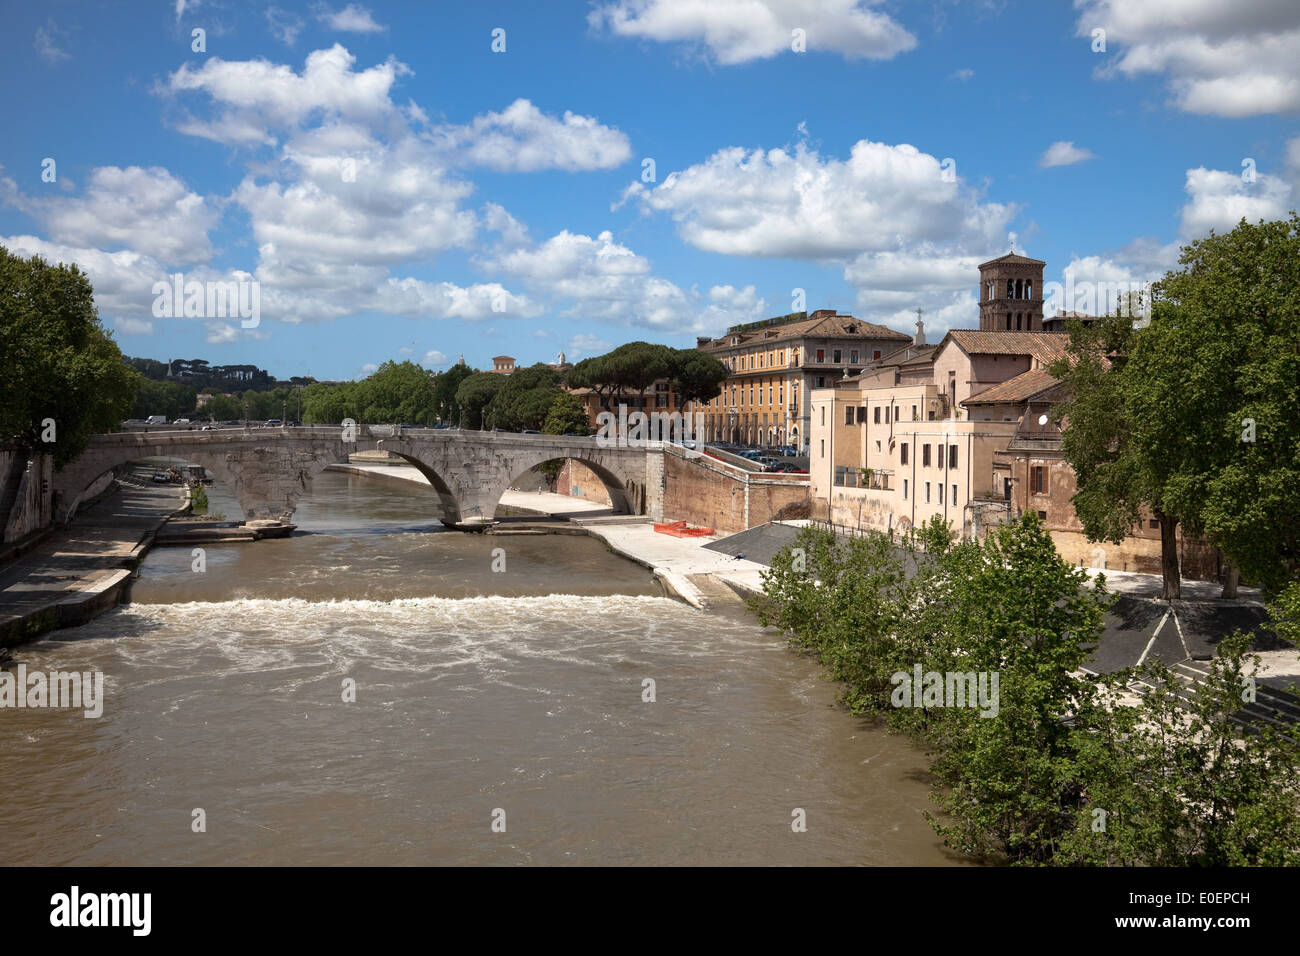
[[1007, 279, 1014, 298], [1015, 279, 1022, 299], [1016, 314, 1023, 330], [1025, 280, 1033, 299], [1006, 313, 1012, 330]]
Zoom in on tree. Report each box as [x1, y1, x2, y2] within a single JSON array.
[[1145, 213, 1300, 595], [131, 379, 197, 421], [455, 372, 506, 429], [492, 364, 562, 430], [541, 393, 591, 436], [432, 363, 473, 424], [1052, 214, 1300, 598], [351, 361, 437, 423], [667, 348, 728, 412], [755, 513, 1300, 865], [0, 246, 138, 467]]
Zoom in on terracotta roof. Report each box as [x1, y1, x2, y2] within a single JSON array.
[[978, 252, 1046, 267], [963, 368, 1060, 405], [942, 330, 1069, 365], [699, 313, 909, 350]]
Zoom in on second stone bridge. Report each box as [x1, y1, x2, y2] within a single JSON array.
[[54, 426, 665, 528]]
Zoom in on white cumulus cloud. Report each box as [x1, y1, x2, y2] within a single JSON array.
[[1039, 141, 1096, 168], [1076, 0, 1300, 117], [589, 0, 916, 65]]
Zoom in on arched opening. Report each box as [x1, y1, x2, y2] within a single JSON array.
[[491, 456, 631, 523]]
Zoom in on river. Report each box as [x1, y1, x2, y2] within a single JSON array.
[[0, 470, 960, 865]]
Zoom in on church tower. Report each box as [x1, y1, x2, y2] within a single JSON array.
[[978, 253, 1046, 331]]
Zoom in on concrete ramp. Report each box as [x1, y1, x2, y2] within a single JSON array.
[[704, 522, 803, 566]]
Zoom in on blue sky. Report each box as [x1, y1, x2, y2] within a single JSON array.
[[2, 1, 1297, 381]]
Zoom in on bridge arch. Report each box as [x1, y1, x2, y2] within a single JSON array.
[[486, 455, 633, 522]]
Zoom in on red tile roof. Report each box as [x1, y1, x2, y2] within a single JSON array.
[[943, 330, 1069, 365], [963, 368, 1060, 405]]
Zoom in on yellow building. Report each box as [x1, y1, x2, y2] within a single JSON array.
[[693, 310, 910, 452]]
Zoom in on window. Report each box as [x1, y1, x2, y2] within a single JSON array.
[[816, 349, 825, 362], [850, 350, 859, 364], [873, 349, 882, 360], [1031, 466, 1046, 494], [911, 405, 918, 421], [820, 407, 825, 426], [900, 442, 908, 465], [856, 407, 867, 424], [820, 439, 825, 458], [1149, 518, 1160, 529], [816, 376, 825, 388], [1037, 510, 1048, 520], [845, 406, 855, 426], [922, 444, 932, 467], [938, 483, 944, 504], [949, 445, 958, 469], [884, 406, 891, 424], [874, 407, 881, 424], [903, 479, 908, 499], [1006, 314, 1012, 330], [925, 482, 931, 503], [833, 349, 842, 363], [952, 484, 957, 504]]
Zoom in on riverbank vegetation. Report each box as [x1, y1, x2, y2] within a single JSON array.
[[754, 514, 1300, 865], [1, 247, 137, 465]]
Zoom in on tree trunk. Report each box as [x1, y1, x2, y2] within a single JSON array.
[[1221, 562, 1240, 599], [1156, 509, 1181, 600]]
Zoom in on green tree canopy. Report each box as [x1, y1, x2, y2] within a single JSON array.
[[541, 392, 592, 436], [493, 363, 561, 430], [432, 363, 474, 424], [0, 246, 138, 466], [455, 371, 506, 429], [667, 349, 728, 410], [131, 379, 197, 421], [1051, 214, 1300, 598]]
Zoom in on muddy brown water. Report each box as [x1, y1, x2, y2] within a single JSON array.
[[0, 470, 961, 865]]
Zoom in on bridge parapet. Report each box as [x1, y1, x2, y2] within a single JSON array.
[[55, 429, 656, 529]]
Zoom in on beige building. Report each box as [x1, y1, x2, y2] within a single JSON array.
[[694, 310, 910, 452]]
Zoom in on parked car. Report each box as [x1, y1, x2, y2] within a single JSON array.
[[521, 429, 541, 435], [146, 415, 167, 425], [265, 419, 282, 427]]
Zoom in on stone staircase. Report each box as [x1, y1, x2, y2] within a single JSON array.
[[1130, 659, 1300, 738]]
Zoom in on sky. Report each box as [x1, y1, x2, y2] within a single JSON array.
[[2, 0, 1298, 382]]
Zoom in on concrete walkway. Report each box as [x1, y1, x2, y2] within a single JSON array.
[[577, 522, 768, 609], [0, 475, 187, 645]]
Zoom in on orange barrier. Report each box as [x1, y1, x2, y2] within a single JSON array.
[[653, 520, 714, 538]]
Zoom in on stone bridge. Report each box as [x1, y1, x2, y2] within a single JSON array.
[[53, 426, 664, 528]]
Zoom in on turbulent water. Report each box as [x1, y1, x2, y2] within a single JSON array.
[[0, 470, 959, 865]]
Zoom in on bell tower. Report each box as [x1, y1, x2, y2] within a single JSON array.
[[978, 253, 1046, 331]]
